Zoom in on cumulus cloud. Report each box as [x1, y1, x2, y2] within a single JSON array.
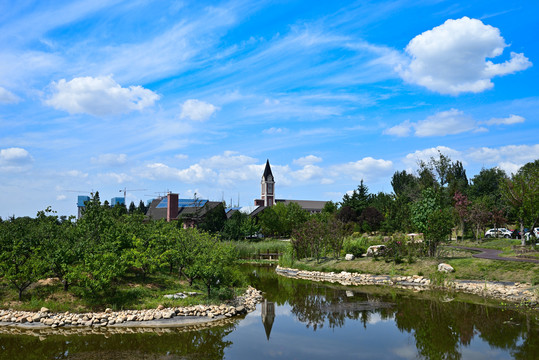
[[291, 164, 324, 182], [293, 155, 322, 167], [331, 157, 393, 182], [385, 109, 476, 137], [384, 120, 412, 137], [0, 87, 21, 104], [484, 114, 525, 125], [467, 145, 539, 166], [403, 146, 463, 170], [398, 17, 532, 95], [98, 172, 133, 184], [415, 109, 476, 136], [0, 147, 33, 171], [143, 163, 217, 184], [45, 75, 160, 116], [91, 153, 128, 166], [63, 170, 88, 178], [180, 99, 218, 121]]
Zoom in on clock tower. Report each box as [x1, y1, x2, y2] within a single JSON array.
[[261, 159, 275, 206]]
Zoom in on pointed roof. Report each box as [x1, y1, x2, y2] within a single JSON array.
[[262, 159, 274, 181]]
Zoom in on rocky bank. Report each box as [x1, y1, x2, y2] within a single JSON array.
[[276, 266, 538, 308], [0, 286, 263, 330]]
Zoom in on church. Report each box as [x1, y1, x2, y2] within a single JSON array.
[[229, 159, 328, 218]]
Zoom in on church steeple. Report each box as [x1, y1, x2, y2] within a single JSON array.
[[261, 159, 275, 206]]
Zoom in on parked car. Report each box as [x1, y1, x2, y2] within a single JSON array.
[[484, 228, 512, 238], [523, 227, 539, 241]]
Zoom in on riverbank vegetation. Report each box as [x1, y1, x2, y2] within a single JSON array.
[[0, 194, 245, 312]]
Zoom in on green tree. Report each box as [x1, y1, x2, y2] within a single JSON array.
[[469, 167, 507, 207], [503, 160, 539, 245], [198, 203, 227, 234], [410, 188, 440, 234], [0, 216, 46, 300], [38, 209, 79, 291], [340, 180, 371, 217], [424, 208, 453, 257], [391, 170, 419, 200]]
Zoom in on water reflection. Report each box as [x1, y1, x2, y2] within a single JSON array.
[[260, 299, 275, 340], [0, 265, 537, 359]]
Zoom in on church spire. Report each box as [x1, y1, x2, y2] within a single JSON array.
[[261, 159, 275, 206], [262, 159, 273, 181]]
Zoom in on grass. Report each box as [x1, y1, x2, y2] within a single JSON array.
[[227, 239, 290, 259], [286, 248, 539, 285], [0, 271, 245, 313]]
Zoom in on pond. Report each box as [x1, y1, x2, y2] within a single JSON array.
[[0, 264, 537, 359]]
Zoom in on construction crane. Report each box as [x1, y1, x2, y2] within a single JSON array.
[[119, 187, 147, 205]]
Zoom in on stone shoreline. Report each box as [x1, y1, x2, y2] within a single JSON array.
[[0, 286, 263, 330], [276, 266, 538, 308]]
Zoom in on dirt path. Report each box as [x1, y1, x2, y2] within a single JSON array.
[[450, 246, 539, 264]]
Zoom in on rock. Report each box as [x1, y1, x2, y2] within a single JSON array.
[[345, 254, 355, 261], [40, 307, 50, 313], [438, 263, 455, 273], [105, 308, 112, 313], [235, 306, 245, 314], [366, 245, 386, 257], [157, 305, 165, 310]]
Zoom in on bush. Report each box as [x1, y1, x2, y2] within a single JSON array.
[[343, 236, 369, 257]]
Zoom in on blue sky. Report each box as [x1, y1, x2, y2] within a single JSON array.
[[1, 0, 538, 218]]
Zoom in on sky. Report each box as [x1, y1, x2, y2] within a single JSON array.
[[1, 0, 538, 218]]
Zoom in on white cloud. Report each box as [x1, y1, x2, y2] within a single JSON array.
[[98, 172, 133, 184], [414, 109, 476, 137], [398, 17, 532, 95], [291, 164, 324, 182], [63, 170, 88, 178], [143, 163, 217, 184], [263, 127, 286, 135], [384, 120, 412, 137], [56, 195, 67, 201], [180, 99, 218, 121], [484, 114, 525, 125], [199, 151, 257, 170], [331, 157, 393, 182], [45, 75, 160, 116], [0, 147, 33, 171], [91, 153, 128, 166], [175, 154, 189, 160], [0, 87, 20, 104], [293, 155, 322, 166], [385, 110, 476, 137], [467, 145, 539, 166], [403, 146, 463, 170]]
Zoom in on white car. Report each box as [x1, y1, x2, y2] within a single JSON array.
[[524, 227, 539, 241], [484, 228, 512, 238]]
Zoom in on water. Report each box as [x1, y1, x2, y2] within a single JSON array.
[[0, 264, 537, 359]]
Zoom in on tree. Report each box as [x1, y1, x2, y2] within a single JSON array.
[[391, 170, 419, 200], [340, 180, 371, 217], [198, 203, 227, 234], [181, 232, 239, 297], [469, 167, 507, 207], [137, 200, 147, 214], [358, 207, 384, 232], [258, 206, 281, 237], [424, 208, 453, 257], [128, 201, 137, 214], [38, 209, 79, 291], [503, 160, 539, 245], [467, 200, 491, 241], [410, 188, 440, 234], [453, 191, 470, 240], [0, 216, 46, 300], [447, 160, 468, 197]]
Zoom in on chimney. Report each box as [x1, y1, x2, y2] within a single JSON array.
[[167, 193, 179, 222]]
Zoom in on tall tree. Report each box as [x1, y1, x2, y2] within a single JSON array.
[[503, 160, 539, 245], [341, 180, 371, 217]]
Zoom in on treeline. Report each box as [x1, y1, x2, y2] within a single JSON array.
[[0, 194, 241, 301]]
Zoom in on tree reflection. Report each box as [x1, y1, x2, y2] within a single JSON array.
[[247, 265, 539, 359], [0, 323, 236, 360]]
